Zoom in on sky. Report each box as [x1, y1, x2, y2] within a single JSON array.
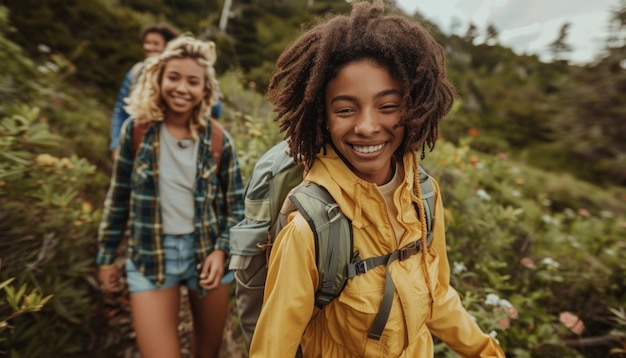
[[395, 0, 621, 64]]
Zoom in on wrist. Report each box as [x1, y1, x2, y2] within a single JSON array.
[[212, 249, 227, 260]]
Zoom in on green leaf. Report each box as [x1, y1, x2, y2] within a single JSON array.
[[0, 277, 15, 290]]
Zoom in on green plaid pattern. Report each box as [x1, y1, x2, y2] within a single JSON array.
[[97, 119, 244, 287]]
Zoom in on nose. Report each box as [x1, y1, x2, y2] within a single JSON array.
[[174, 81, 189, 93], [354, 109, 380, 136], [143, 43, 158, 57]]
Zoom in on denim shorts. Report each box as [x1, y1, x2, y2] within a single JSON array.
[[126, 233, 234, 293]]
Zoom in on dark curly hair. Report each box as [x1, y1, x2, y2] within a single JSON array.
[[267, 0, 456, 169], [140, 23, 181, 43]]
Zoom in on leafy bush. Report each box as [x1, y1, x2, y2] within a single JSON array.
[[3, 0, 143, 99], [217, 70, 280, 181], [423, 139, 626, 357], [0, 107, 106, 357]]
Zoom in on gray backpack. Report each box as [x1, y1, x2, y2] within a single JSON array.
[[229, 140, 435, 347]]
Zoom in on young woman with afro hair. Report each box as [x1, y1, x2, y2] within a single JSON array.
[[248, 1, 506, 357]]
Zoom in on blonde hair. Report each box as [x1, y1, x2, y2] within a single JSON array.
[[126, 34, 218, 140]]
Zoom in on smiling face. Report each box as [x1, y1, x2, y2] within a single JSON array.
[[143, 32, 167, 58], [160, 57, 207, 121], [325, 59, 404, 185]]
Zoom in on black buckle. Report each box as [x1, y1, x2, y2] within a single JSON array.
[[355, 260, 368, 275], [399, 241, 420, 261]]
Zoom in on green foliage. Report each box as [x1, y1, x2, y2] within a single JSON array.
[[422, 139, 626, 357], [0, 7, 47, 115], [2, 0, 143, 99], [0, 273, 53, 338], [441, 14, 626, 187], [547, 55, 626, 185], [3, 0, 626, 186], [0, 1, 624, 356], [0, 106, 103, 357], [217, 70, 280, 181]]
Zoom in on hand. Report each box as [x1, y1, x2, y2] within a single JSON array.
[[98, 265, 121, 293], [197, 250, 226, 290]]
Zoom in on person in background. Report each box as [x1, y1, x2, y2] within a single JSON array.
[[97, 34, 244, 358], [109, 23, 180, 158], [109, 23, 224, 159], [248, 0, 506, 357]]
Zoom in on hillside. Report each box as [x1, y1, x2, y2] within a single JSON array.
[[1, 0, 624, 185], [0, 1, 625, 357]]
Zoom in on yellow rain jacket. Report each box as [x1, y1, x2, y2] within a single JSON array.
[[249, 147, 505, 357]]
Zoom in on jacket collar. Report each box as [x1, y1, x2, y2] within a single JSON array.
[[305, 144, 419, 228]]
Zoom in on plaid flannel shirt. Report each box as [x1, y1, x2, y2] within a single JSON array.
[[97, 119, 245, 287]]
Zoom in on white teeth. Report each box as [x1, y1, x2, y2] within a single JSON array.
[[173, 97, 187, 105], [353, 143, 384, 154]]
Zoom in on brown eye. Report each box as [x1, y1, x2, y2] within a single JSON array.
[[336, 108, 354, 114], [380, 104, 400, 113]]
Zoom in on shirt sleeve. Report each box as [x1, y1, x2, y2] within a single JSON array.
[[249, 213, 319, 357], [214, 129, 245, 253], [97, 119, 135, 265], [109, 70, 132, 151], [426, 180, 506, 357]]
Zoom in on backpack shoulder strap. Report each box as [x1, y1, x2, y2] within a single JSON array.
[[210, 119, 224, 172], [287, 169, 435, 340], [289, 183, 352, 308], [132, 121, 150, 158], [417, 165, 435, 244]]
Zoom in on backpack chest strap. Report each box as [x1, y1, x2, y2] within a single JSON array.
[[346, 240, 423, 278], [345, 240, 425, 340]]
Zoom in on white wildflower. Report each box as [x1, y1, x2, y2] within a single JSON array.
[[498, 299, 513, 309], [600, 210, 614, 219], [38, 44, 51, 53], [45, 61, 60, 73], [541, 257, 560, 270], [476, 189, 491, 201], [564, 208, 576, 218], [452, 261, 467, 275], [567, 235, 581, 249], [485, 293, 500, 306]]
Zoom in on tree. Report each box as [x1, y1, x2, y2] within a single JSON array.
[[464, 22, 478, 44], [548, 22, 573, 62], [606, 0, 626, 51], [485, 24, 499, 46]]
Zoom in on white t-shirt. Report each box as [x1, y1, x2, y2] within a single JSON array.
[[158, 125, 198, 235]]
